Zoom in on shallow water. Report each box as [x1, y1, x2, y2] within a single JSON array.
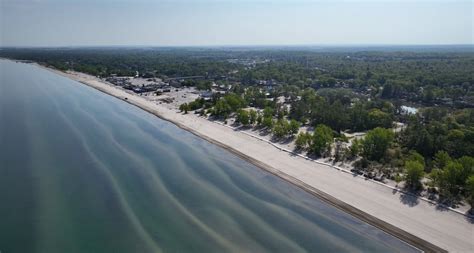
[[0, 60, 418, 253]]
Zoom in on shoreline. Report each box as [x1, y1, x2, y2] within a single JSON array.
[[212, 117, 472, 218], [17, 60, 474, 252]]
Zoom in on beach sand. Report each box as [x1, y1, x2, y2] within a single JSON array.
[[40, 65, 473, 252]]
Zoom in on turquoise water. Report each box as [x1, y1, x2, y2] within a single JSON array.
[[0, 60, 417, 253]]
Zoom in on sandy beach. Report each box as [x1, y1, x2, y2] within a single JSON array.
[[38, 64, 473, 252]]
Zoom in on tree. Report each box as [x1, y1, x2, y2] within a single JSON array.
[[223, 93, 246, 111], [256, 113, 263, 126], [431, 161, 465, 198], [334, 141, 347, 162], [288, 119, 300, 136], [381, 82, 393, 98], [188, 98, 205, 111], [236, 109, 250, 126], [310, 124, 333, 156], [295, 132, 311, 150], [368, 109, 393, 129], [249, 109, 257, 124], [403, 123, 435, 158], [263, 107, 274, 118], [179, 103, 189, 114], [276, 106, 286, 119], [349, 139, 361, 158], [311, 99, 349, 132], [458, 156, 474, 180], [349, 102, 369, 131], [394, 174, 403, 186], [361, 128, 394, 162], [213, 99, 232, 118], [196, 80, 212, 91], [272, 119, 290, 138], [433, 151, 451, 170], [262, 116, 274, 129], [404, 160, 424, 190], [466, 175, 474, 209], [407, 150, 425, 167]]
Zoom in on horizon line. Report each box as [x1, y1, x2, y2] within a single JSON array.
[[1, 43, 474, 49]]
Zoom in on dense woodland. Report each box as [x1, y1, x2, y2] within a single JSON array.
[[2, 47, 473, 209], [2, 47, 473, 107]]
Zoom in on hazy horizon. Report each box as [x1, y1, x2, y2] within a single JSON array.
[[1, 0, 473, 47], [1, 44, 474, 51]]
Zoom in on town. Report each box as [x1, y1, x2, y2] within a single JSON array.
[[2, 0, 473, 252]]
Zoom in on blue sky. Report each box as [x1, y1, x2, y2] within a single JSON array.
[[1, 0, 472, 46]]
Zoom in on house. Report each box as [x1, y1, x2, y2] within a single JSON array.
[[200, 91, 214, 101], [261, 79, 279, 91], [133, 87, 143, 93]]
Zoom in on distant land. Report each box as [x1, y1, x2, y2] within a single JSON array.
[[1, 44, 474, 52]]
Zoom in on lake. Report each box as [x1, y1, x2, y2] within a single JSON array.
[[0, 60, 418, 252]]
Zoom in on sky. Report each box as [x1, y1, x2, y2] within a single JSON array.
[[1, 0, 472, 47]]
